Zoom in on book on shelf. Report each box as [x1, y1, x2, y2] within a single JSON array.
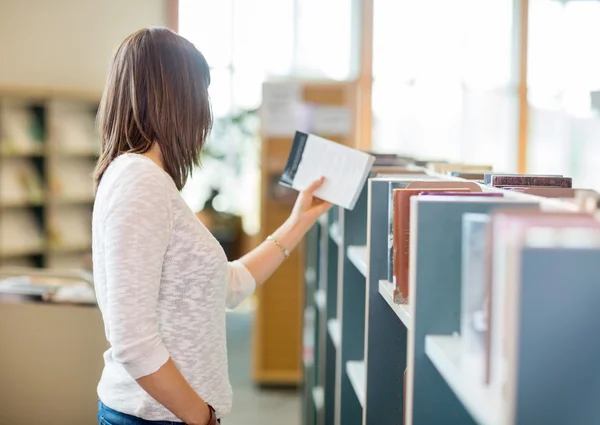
[[368, 152, 414, 167], [385, 177, 446, 286], [427, 162, 493, 174], [279, 131, 375, 210], [490, 173, 573, 188], [405, 180, 483, 191], [419, 192, 503, 197], [391, 187, 479, 304], [485, 210, 599, 393], [460, 213, 491, 384], [448, 171, 487, 180], [483, 173, 563, 186], [505, 230, 600, 424], [371, 166, 426, 177]]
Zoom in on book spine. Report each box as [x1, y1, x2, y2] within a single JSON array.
[[484, 173, 564, 185], [393, 190, 411, 304], [491, 175, 572, 188], [279, 131, 308, 187], [387, 183, 395, 283]]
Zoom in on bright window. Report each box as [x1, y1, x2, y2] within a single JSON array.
[[372, 0, 517, 172], [178, 0, 357, 233], [527, 0, 600, 189]]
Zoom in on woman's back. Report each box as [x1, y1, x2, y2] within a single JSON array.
[[93, 153, 233, 420]]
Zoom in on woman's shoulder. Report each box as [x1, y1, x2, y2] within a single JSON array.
[[96, 154, 175, 206]]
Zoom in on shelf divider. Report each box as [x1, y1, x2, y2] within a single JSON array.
[[346, 360, 366, 408], [425, 335, 502, 425], [327, 318, 341, 349], [346, 245, 368, 277], [378, 280, 411, 329]]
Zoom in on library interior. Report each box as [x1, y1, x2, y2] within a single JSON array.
[[1, 0, 599, 424]]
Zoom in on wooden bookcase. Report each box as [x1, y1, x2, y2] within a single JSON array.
[[254, 79, 358, 385], [302, 169, 600, 425], [0, 87, 100, 269]]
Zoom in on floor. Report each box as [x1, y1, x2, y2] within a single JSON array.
[[225, 310, 301, 425]]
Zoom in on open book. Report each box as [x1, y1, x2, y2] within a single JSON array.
[[279, 132, 375, 210]]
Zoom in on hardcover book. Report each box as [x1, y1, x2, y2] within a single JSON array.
[[427, 162, 493, 174], [486, 211, 599, 392], [279, 131, 375, 210], [461, 213, 491, 383], [448, 171, 487, 180], [387, 181, 413, 285], [406, 181, 482, 191], [483, 173, 563, 185], [490, 175, 572, 188], [392, 188, 473, 304], [385, 176, 445, 284], [419, 192, 503, 197]]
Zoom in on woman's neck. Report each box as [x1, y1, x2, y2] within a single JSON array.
[[142, 144, 165, 171]]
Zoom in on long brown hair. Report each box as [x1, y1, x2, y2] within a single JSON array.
[[94, 27, 212, 190]]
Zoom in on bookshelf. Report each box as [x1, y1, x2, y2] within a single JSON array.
[[255, 79, 358, 385], [0, 88, 100, 269], [301, 169, 600, 425]]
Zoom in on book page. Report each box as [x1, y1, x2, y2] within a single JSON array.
[[292, 135, 374, 209]]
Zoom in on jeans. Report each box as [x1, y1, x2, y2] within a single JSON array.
[[98, 401, 220, 425]]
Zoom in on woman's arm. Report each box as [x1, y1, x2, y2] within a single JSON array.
[[136, 360, 211, 425], [239, 177, 332, 286], [103, 163, 211, 425]]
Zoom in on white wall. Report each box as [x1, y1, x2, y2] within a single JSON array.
[[0, 0, 167, 92]]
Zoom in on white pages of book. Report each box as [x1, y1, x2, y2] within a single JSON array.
[[280, 132, 375, 210]]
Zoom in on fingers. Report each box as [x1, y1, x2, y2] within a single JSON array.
[[315, 200, 333, 215], [304, 176, 326, 194]]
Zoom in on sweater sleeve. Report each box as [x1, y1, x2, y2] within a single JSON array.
[[225, 260, 256, 309], [102, 163, 172, 379]]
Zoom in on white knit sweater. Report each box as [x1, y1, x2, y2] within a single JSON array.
[[92, 153, 255, 421]]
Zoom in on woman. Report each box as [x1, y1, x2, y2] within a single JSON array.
[[92, 27, 332, 425]]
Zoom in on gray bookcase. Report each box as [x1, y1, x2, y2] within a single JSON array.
[[301, 172, 600, 425]]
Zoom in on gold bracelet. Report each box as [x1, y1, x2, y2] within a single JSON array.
[[267, 235, 290, 259]]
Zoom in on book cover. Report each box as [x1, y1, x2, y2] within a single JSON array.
[[407, 196, 541, 425], [448, 171, 487, 180], [507, 240, 600, 424], [370, 166, 426, 176], [491, 175, 572, 188], [387, 181, 412, 284], [418, 192, 503, 197], [392, 188, 473, 304], [427, 163, 493, 173], [485, 211, 599, 391], [408, 180, 482, 192], [483, 173, 563, 185], [406, 180, 483, 191], [279, 131, 376, 210]]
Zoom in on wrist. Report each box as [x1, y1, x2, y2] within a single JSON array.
[[189, 403, 215, 425], [285, 215, 313, 234]]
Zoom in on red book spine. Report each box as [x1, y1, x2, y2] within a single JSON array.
[[393, 190, 412, 304]]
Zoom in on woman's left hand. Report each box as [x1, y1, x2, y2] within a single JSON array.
[[289, 177, 333, 228]]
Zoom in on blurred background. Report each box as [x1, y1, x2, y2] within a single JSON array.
[[0, 0, 599, 424]]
